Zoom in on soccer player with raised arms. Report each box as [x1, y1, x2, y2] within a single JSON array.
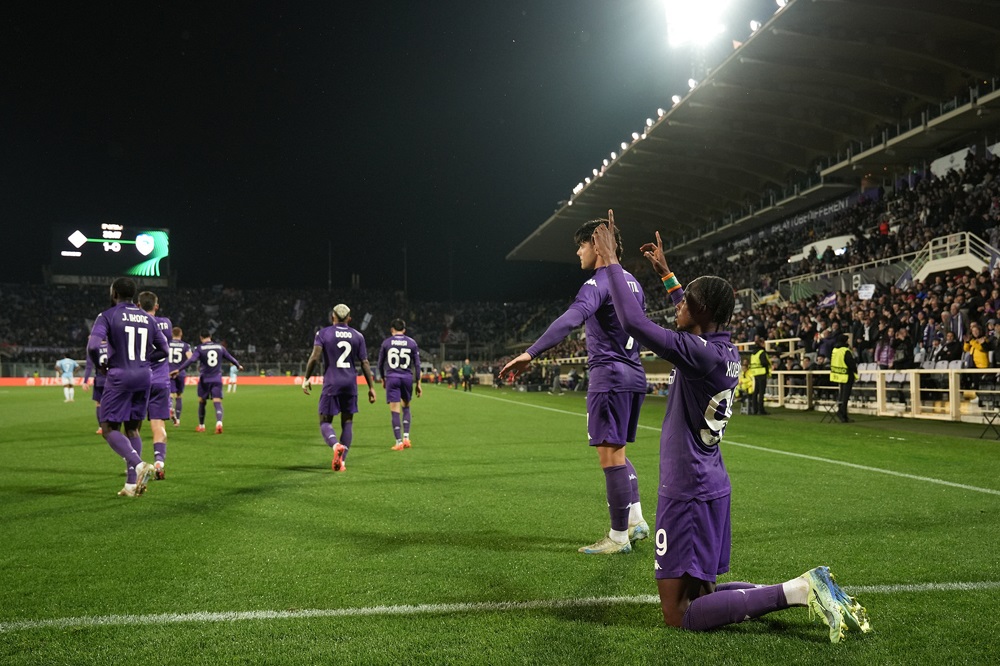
[[171, 331, 242, 434], [591, 212, 870, 642], [302, 303, 376, 472], [377, 318, 422, 450], [502, 218, 649, 555], [87, 277, 169, 497]]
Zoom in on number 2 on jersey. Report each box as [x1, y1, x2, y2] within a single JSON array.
[[336, 341, 353, 368]]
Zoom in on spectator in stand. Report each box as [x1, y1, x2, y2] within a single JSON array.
[[815, 328, 836, 368], [891, 328, 914, 369], [963, 322, 992, 389], [941, 330, 964, 362], [874, 330, 895, 370]]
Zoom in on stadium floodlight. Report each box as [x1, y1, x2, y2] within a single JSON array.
[[657, 108, 665, 117], [611, 151, 617, 160], [632, 132, 641, 140], [621, 142, 628, 150], [603, 159, 609, 167], [666, 0, 729, 48], [688, 78, 698, 90], [646, 118, 654, 127], [672, 94, 682, 105], [593, 168, 599, 176], [776, 0, 788, 7], [750, 20, 762, 32]]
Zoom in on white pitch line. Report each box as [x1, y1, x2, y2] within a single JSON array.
[[3, 582, 998, 633], [461, 391, 1000, 496], [722, 440, 1000, 496]]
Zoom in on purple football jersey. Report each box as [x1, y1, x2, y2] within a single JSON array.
[[177, 341, 239, 381], [150, 316, 172, 385], [168, 339, 192, 373], [378, 334, 420, 380], [606, 264, 740, 501], [88, 302, 169, 391], [83, 341, 109, 388], [527, 266, 646, 393], [314, 324, 368, 392]]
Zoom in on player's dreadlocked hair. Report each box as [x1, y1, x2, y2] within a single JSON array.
[[574, 219, 623, 262], [686, 276, 735, 328]]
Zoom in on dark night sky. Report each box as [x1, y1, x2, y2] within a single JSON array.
[[2, 1, 775, 301]]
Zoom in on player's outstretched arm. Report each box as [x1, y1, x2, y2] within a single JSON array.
[[501, 352, 532, 379]]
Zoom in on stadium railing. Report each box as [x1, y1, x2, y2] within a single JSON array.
[[768, 367, 1000, 424]]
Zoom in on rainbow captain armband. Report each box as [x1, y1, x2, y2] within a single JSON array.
[[662, 272, 681, 294]]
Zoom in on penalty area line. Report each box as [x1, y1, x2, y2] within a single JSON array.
[[3, 582, 1000, 633]]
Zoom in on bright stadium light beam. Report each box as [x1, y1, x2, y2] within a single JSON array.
[[666, 0, 729, 48]]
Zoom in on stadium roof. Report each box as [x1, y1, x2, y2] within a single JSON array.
[[508, 0, 1000, 264]]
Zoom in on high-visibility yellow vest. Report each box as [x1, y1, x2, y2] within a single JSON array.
[[829, 347, 858, 383], [749, 349, 769, 376], [740, 373, 755, 394]]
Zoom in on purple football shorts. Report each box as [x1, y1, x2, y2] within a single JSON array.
[[197, 379, 224, 401], [319, 388, 358, 417], [585, 390, 644, 446], [171, 373, 186, 395], [99, 386, 150, 424], [654, 494, 731, 582], [147, 381, 172, 420], [384, 375, 413, 404]]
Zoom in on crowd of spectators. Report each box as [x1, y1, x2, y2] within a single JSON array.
[[0, 282, 569, 372], [5, 151, 1000, 386]]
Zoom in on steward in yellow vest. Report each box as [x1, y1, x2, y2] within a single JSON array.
[[829, 334, 858, 423], [748, 337, 770, 415]]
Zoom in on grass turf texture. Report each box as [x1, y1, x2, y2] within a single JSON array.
[[1, 385, 998, 665]]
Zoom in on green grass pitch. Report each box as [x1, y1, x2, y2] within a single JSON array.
[[1, 384, 999, 664]]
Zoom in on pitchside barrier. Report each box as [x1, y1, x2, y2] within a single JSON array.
[[766, 366, 1000, 425]]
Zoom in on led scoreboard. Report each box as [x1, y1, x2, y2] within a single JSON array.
[[51, 223, 170, 281]]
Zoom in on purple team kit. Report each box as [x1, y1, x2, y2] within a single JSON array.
[[88, 302, 169, 423], [177, 341, 240, 400], [527, 266, 647, 447], [378, 334, 420, 403], [315, 324, 368, 416], [146, 316, 173, 420], [168, 338, 192, 393], [606, 263, 740, 581]]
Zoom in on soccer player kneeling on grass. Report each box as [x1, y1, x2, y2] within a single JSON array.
[[302, 304, 377, 472], [592, 212, 871, 642], [377, 319, 422, 451]]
